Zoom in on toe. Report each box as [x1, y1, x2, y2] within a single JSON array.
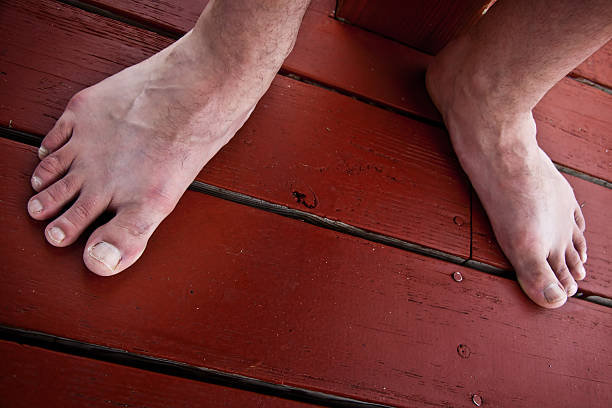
[[573, 206, 586, 233], [566, 245, 586, 281], [44, 193, 109, 247], [548, 252, 578, 297], [39, 112, 74, 159], [28, 173, 82, 220], [516, 258, 567, 309], [31, 147, 74, 192], [572, 228, 587, 265], [83, 205, 168, 276]]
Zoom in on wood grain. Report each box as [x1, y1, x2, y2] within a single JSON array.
[[1, 138, 612, 407], [471, 173, 612, 298], [0, 0, 472, 259], [0, 340, 318, 408]]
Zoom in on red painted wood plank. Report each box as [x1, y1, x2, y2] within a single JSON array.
[[336, 0, 492, 55], [534, 78, 612, 180], [0, 0, 472, 258], [2, 138, 612, 407], [55, 0, 612, 181], [572, 40, 612, 89], [471, 174, 612, 298], [0, 340, 317, 408]]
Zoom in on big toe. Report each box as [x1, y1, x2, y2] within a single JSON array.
[[516, 259, 568, 309], [83, 205, 168, 276]]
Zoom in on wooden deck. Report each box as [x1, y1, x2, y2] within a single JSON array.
[[1, 0, 610, 406]]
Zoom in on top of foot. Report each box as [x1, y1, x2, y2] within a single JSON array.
[[426, 37, 587, 309], [27, 30, 276, 276]]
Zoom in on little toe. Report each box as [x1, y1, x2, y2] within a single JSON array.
[[31, 147, 74, 192], [516, 258, 567, 309], [572, 228, 587, 265], [28, 173, 82, 220], [566, 245, 586, 281], [45, 194, 108, 247], [83, 205, 168, 276], [573, 207, 586, 233], [39, 112, 74, 159], [548, 252, 578, 297]]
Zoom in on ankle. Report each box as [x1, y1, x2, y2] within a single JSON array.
[[427, 35, 533, 120]]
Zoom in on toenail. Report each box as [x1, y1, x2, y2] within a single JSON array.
[[31, 176, 42, 190], [47, 226, 65, 244], [38, 146, 48, 159], [543, 283, 565, 304], [29, 199, 43, 213], [581, 253, 587, 263], [88, 241, 122, 273]]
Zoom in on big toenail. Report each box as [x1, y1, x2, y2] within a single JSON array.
[[88, 241, 122, 272], [31, 176, 42, 190], [48, 227, 65, 243], [29, 199, 43, 213], [38, 146, 48, 159], [543, 283, 565, 304]]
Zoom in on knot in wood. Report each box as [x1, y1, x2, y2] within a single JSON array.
[[457, 344, 471, 358]]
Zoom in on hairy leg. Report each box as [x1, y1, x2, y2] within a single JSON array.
[[427, 0, 612, 308], [28, 0, 310, 275]]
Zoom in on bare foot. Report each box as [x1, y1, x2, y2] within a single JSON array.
[[426, 37, 587, 308], [27, 30, 275, 276]]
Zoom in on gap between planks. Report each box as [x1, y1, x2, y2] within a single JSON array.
[[1, 127, 610, 309], [0, 325, 389, 408], [569, 76, 612, 96]]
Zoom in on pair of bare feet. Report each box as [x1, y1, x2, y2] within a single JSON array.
[[27, 7, 590, 309]]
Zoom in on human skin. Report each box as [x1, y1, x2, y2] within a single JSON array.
[[28, 0, 612, 308], [27, 0, 311, 274], [426, 0, 612, 307]]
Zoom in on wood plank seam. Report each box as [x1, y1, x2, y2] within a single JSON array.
[[0, 324, 388, 408], [0, 340, 324, 408], [3, 131, 611, 308], [569, 75, 612, 96], [58, 0, 183, 39], [555, 163, 612, 190], [280, 71, 445, 128], [189, 179, 467, 265]]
